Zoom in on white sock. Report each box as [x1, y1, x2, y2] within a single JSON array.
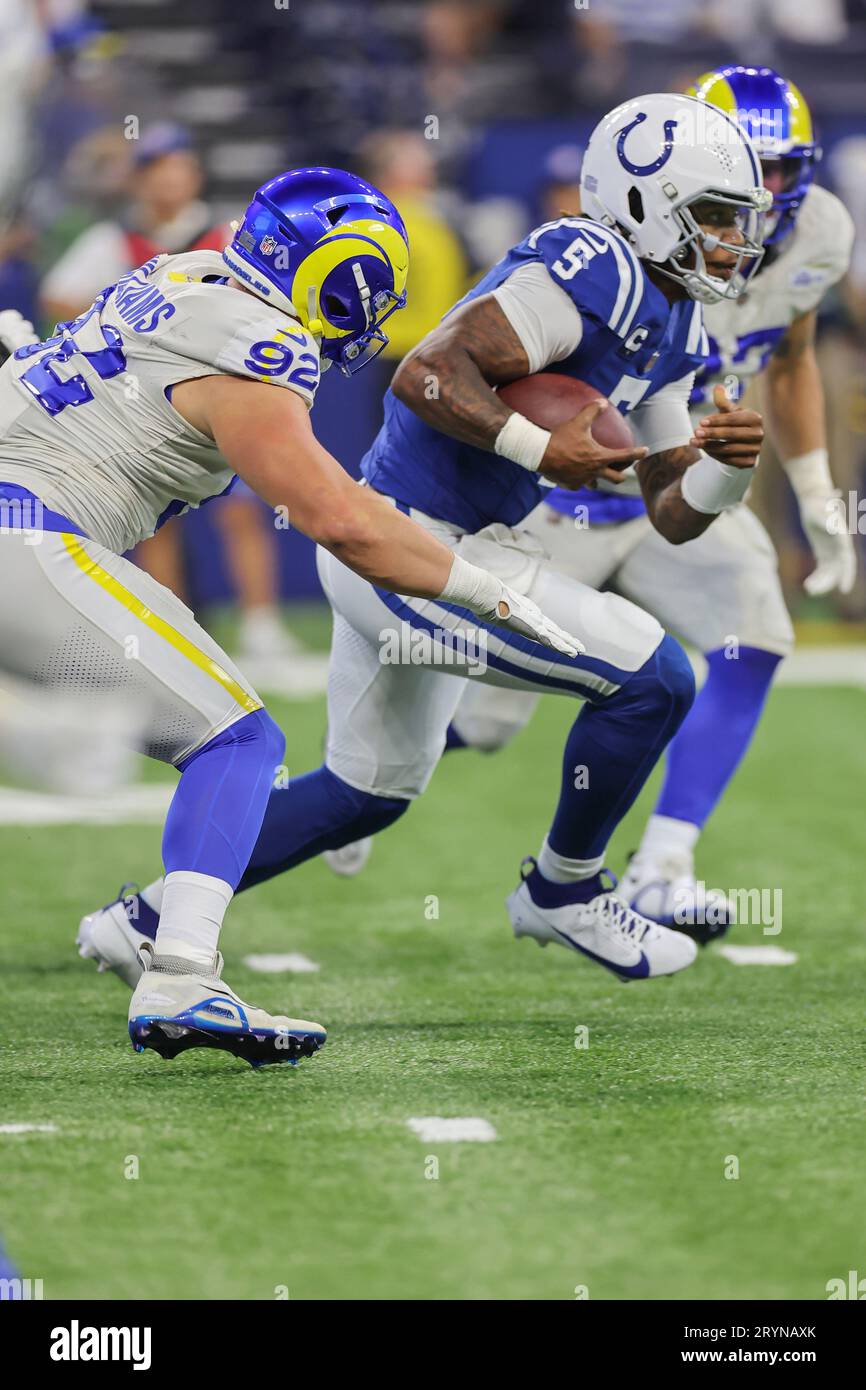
[[537, 839, 604, 884], [637, 814, 700, 863], [140, 879, 164, 914], [155, 871, 233, 968], [240, 606, 285, 640]]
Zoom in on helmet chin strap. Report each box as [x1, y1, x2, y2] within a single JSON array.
[[352, 261, 373, 328], [306, 286, 324, 341]]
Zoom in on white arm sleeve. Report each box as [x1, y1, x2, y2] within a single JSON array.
[[492, 262, 583, 373], [628, 372, 696, 455]]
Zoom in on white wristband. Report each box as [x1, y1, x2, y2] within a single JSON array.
[[783, 448, 833, 501], [681, 452, 755, 515], [438, 553, 500, 612], [494, 411, 551, 472]]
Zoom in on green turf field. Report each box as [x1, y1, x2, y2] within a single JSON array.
[[1, 629, 865, 1300]]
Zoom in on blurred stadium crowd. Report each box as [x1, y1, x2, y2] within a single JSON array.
[[2, 0, 866, 637]]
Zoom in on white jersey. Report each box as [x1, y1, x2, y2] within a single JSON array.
[[591, 183, 854, 500], [0, 250, 321, 554], [693, 183, 854, 410]]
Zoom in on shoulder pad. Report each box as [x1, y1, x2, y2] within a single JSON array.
[[786, 186, 854, 291], [148, 259, 322, 406], [525, 218, 646, 339]]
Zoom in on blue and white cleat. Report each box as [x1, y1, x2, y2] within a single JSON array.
[[507, 868, 697, 980], [618, 852, 736, 946], [77, 884, 150, 988], [128, 944, 326, 1069]]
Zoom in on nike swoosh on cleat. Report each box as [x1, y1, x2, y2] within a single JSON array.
[[550, 924, 651, 979]]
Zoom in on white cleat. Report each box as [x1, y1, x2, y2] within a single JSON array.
[[128, 944, 326, 1069], [77, 886, 149, 988], [323, 836, 373, 878], [507, 875, 697, 980], [238, 616, 329, 696], [619, 852, 736, 945]]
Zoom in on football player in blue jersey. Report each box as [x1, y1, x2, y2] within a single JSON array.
[[441, 67, 856, 943], [82, 94, 771, 985]]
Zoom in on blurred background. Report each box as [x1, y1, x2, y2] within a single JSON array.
[[3, 0, 865, 677]]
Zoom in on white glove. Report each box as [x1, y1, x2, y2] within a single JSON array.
[[0, 309, 39, 359], [438, 554, 584, 657], [799, 492, 857, 596], [785, 452, 856, 597]]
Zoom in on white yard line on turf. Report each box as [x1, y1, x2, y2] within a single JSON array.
[[716, 945, 799, 966], [687, 644, 866, 689], [774, 646, 866, 688], [0, 783, 172, 826], [407, 1117, 497, 1143], [243, 953, 320, 974], [0, 1123, 58, 1134]]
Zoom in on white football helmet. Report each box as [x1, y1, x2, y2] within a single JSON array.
[[580, 93, 772, 304]]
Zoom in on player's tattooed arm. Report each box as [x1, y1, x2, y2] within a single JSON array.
[[636, 445, 718, 544], [391, 294, 648, 483], [391, 294, 530, 449], [639, 383, 763, 541]]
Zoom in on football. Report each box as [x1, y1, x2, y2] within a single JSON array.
[[498, 372, 636, 459]]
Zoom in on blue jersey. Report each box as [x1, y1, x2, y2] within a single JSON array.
[[361, 217, 709, 533]]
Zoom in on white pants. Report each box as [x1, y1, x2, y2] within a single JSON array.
[[0, 529, 262, 766], [317, 504, 664, 800], [452, 500, 794, 753]]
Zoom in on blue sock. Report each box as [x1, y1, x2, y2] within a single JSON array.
[[655, 645, 783, 828], [525, 866, 607, 907], [542, 635, 695, 900], [239, 765, 409, 891], [162, 708, 286, 889]]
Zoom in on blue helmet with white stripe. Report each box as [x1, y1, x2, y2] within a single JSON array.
[[580, 93, 772, 304]]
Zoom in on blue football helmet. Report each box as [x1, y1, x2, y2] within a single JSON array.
[[224, 167, 409, 375], [688, 66, 820, 248]]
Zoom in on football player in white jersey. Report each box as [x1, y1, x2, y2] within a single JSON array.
[[0, 166, 580, 1068], [441, 66, 856, 942]]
